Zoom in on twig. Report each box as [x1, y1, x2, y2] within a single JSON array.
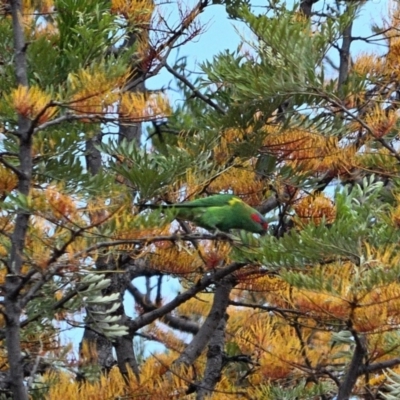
[[164, 63, 225, 114], [127, 262, 244, 332]]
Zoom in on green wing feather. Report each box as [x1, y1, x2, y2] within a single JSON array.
[[172, 194, 236, 208], [159, 195, 237, 231]]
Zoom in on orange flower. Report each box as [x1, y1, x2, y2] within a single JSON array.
[[10, 85, 57, 124]]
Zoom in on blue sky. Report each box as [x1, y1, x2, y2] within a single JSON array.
[[148, 0, 390, 97], [147, 4, 241, 99]]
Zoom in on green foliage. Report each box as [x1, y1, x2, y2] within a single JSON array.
[[0, 21, 15, 95], [100, 138, 216, 200], [33, 127, 86, 184], [3, 0, 400, 398], [381, 370, 400, 400], [36, 0, 126, 83], [255, 177, 397, 271], [256, 380, 334, 400]]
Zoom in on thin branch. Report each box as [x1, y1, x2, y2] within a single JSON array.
[[319, 367, 341, 387], [316, 89, 400, 162], [0, 156, 24, 179], [127, 283, 200, 334], [26, 101, 58, 136], [127, 263, 244, 333], [292, 320, 329, 400], [33, 110, 165, 134], [18, 228, 85, 305], [73, 233, 232, 259], [359, 358, 400, 375], [164, 63, 225, 114], [124, 0, 210, 91], [228, 300, 306, 316], [17, 257, 158, 331], [33, 112, 103, 132]]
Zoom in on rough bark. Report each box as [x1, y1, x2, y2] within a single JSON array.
[[337, 332, 367, 400], [79, 327, 115, 374], [118, 75, 144, 146], [196, 311, 228, 399], [127, 283, 200, 335], [85, 136, 103, 175], [299, 0, 319, 17], [128, 263, 244, 333], [6, 1, 32, 399], [115, 333, 140, 381], [338, 15, 353, 92], [119, 29, 145, 146], [173, 278, 234, 369]]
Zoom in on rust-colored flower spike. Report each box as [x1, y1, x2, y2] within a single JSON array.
[[0, 165, 17, 196], [293, 193, 336, 226], [10, 85, 57, 124], [110, 0, 154, 25], [365, 106, 398, 139], [119, 92, 170, 122], [67, 68, 128, 115]]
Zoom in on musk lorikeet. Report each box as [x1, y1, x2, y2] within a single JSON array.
[[155, 194, 268, 233]]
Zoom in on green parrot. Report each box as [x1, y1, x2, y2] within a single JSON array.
[[154, 194, 268, 233]]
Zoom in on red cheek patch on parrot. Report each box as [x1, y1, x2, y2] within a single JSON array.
[[251, 213, 268, 230], [251, 214, 262, 223]]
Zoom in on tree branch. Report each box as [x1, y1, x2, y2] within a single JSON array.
[[173, 277, 234, 369], [7, 0, 32, 397], [228, 300, 306, 316], [337, 328, 367, 400], [124, 0, 210, 91], [164, 63, 226, 114], [359, 358, 400, 375], [73, 233, 232, 259], [299, 0, 319, 17], [195, 305, 229, 399], [338, 13, 353, 92], [127, 283, 200, 335], [128, 263, 243, 333]]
